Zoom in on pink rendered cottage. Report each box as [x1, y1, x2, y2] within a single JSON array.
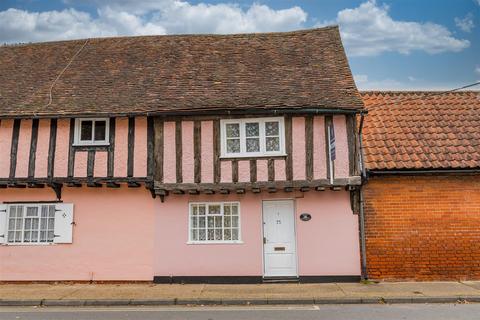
[[0, 26, 365, 283]]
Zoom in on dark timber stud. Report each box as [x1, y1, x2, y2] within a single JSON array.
[[9, 119, 21, 179], [28, 119, 39, 179], [127, 117, 135, 178]]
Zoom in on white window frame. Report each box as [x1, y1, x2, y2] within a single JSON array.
[[220, 117, 286, 158], [73, 118, 110, 146], [188, 202, 242, 244], [3, 203, 57, 246]]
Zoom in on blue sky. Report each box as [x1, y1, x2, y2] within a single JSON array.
[[0, 0, 479, 90]]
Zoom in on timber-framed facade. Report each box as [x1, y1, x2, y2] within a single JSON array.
[[0, 26, 365, 283]]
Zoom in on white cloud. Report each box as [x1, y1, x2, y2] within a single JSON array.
[[0, 1, 307, 44], [475, 66, 480, 75], [455, 14, 474, 32], [320, 0, 470, 56], [353, 74, 368, 84]]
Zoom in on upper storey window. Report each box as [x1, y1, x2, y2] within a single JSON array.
[[74, 118, 109, 146], [220, 117, 285, 158]]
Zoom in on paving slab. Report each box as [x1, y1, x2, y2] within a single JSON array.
[[1, 281, 480, 306]]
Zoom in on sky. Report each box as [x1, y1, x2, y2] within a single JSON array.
[[0, 0, 479, 91]]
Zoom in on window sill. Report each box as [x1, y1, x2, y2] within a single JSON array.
[[220, 154, 287, 160], [187, 241, 244, 245], [72, 143, 110, 147], [1, 243, 56, 246]]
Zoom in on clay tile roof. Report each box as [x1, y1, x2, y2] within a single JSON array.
[[0, 26, 363, 118], [361, 91, 480, 171]]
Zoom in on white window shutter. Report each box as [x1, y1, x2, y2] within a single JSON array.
[[54, 203, 74, 244], [0, 204, 7, 245]]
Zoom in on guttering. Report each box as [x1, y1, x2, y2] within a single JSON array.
[[0, 107, 365, 120], [368, 168, 480, 176]]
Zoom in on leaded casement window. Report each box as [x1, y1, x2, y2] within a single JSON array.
[[220, 117, 285, 158], [74, 118, 109, 146], [188, 202, 241, 243], [0, 203, 74, 245]]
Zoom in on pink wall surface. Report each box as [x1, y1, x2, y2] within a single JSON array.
[[34, 119, 50, 178], [114, 117, 129, 177], [313, 116, 327, 179], [292, 117, 306, 180], [256, 160, 268, 182], [296, 191, 360, 275], [163, 121, 176, 183], [333, 115, 350, 178], [220, 161, 232, 183], [74, 151, 88, 177], [133, 117, 148, 178], [54, 119, 70, 177], [15, 120, 32, 178], [182, 121, 194, 183], [238, 160, 250, 182], [0, 119, 13, 177], [94, 151, 108, 177], [154, 191, 360, 277], [200, 121, 214, 183], [0, 187, 155, 281]]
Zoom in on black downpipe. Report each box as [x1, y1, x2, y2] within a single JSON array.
[[357, 112, 368, 280]]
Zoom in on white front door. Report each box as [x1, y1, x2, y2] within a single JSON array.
[[262, 200, 297, 277]]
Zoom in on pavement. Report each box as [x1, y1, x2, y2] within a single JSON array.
[[1, 281, 480, 306]]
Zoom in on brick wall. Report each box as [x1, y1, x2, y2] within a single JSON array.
[[364, 175, 480, 281]]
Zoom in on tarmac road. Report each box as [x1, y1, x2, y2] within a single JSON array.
[[0, 304, 479, 320]]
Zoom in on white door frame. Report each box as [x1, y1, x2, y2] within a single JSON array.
[[261, 199, 298, 278]]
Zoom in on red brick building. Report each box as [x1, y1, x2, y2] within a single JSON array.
[[361, 91, 480, 281]]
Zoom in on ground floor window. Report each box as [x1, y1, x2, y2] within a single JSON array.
[[189, 202, 241, 243], [0, 203, 74, 245], [7, 204, 56, 244]]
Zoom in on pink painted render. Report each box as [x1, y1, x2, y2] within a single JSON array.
[[292, 117, 306, 180], [114, 117, 129, 177], [182, 121, 194, 183], [274, 159, 286, 181], [94, 151, 108, 177], [238, 160, 250, 182], [154, 191, 360, 277], [133, 117, 148, 178], [220, 161, 232, 183], [0, 187, 155, 281], [74, 151, 88, 177], [0, 119, 13, 177], [313, 116, 327, 179], [333, 115, 350, 178], [53, 119, 70, 177], [15, 120, 32, 178], [163, 121, 176, 183], [256, 160, 268, 182], [34, 119, 50, 178], [200, 121, 214, 183]]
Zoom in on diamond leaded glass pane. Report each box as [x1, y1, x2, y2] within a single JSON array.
[[266, 137, 280, 152], [225, 123, 240, 138], [265, 121, 279, 136], [246, 138, 260, 152], [227, 139, 240, 153], [245, 122, 259, 137]]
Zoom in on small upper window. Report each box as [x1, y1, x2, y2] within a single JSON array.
[[74, 118, 109, 146], [220, 117, 285, 158]]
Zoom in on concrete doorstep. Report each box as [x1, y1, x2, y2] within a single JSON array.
[[1, 282, 480, 307]]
